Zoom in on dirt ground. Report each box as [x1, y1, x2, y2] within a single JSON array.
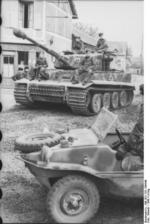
[[0, 93, 143, 223]]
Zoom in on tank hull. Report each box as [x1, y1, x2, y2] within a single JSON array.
[[14, 75, 135, 115]]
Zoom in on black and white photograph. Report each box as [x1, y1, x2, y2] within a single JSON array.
[[0, 0, 145, 223]]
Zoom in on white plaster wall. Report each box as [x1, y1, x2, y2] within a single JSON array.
[[1, 0, 44, 44]]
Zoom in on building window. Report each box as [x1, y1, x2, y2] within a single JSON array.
[[3, 56, 14, 64], [24, 3, 29, 28], [19, 2, 33, 28], [18, 51, 28, 66]]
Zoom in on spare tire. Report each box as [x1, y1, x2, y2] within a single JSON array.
[[15, 132, 61, 153]]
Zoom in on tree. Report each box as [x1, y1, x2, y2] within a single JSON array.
[[74, 22, 99, 38]]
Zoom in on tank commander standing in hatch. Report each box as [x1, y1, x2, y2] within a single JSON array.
[[74, 36, 83, 54], [72, 35, 83, 54], [35, 52, 49, 81], [71, 54, 94, 85], [96, 33, 108, 52], [116, 84, 144, 171]]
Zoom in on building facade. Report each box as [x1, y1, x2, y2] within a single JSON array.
[[108, 41, 128, 72], [0, 0, 77, 78]]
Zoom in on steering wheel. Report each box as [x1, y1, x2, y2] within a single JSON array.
[[111, 129, 127, 151], [115, 129, 127, 144]]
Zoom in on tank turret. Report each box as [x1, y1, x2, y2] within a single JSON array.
[[13, 28, 113, 71]]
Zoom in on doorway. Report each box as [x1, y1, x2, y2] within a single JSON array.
[[3, 55, 15, 77]]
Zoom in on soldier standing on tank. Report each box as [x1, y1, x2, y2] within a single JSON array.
[[71, 55, 94, 85], [35, 52, 49, 80], [96, 33, 108, 52], [116, 84, 144, 171]]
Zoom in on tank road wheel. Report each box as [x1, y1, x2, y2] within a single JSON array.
[[111, 92, 119, 109], [119, 90, 128, 107], [103, 93, 111, 109], [127, 90, 134, 106], [90, 94, 102, 114], [47, 175, 100, 224]]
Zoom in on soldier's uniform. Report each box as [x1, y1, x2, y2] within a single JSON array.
[[22, 67, 29, 79], [96, 38, 108, 52], [72, 36, 83, 54], [74, 37, 82, 50], [96, 33, 108, 52], [71, 56, 94, 85], [12, 69, 24, 81], [116, 84, 144, 171], [28, 66, 36, 81], [36, 56, 48, 68], [35, 56, 49, 80]]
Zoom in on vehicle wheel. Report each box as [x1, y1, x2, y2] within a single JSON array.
[[127, 90, 134, 105], [103, 93, 111, 109], [15, 132, 61, 153], [111, 92, 119, 109], [47, 175, 100, 224], [119, 90, 128, 107], [90, 94, 102, 114]]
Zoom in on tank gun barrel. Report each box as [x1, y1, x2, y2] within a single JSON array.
[[13, 28, 73, 68]]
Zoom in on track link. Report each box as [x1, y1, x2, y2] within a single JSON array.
[[67, 88, 95, 116], [14, 83, 31, 105]]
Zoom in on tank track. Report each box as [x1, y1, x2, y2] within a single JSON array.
[[68, 87, 134, 116], [67, 88, 94, 116], [29, 85, 65, 103], [127, 90, 134, 106], [14, 83, 32, 105]]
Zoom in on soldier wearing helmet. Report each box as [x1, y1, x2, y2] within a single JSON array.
[[71, 55, 94, 85], [96, 33, 108, 52], [35, 52, 49, 80]]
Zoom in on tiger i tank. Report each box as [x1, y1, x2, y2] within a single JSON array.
[[13, 28, 135, 116]]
